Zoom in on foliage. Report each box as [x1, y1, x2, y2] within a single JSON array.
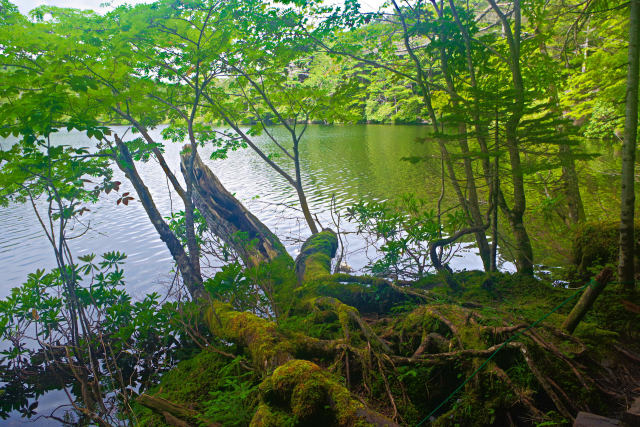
[[559, 4, 628, 139], [204, 356, 259, 426], [347, 194, 467, 278], [204, 262, 271, 315], [166, 209, 209, 247], [0, 0, 639, 425], [0, 252, 183, 422]]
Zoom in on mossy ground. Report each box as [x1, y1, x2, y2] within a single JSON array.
[[134, 350, 233, 426], [134, 266, 639, 426]]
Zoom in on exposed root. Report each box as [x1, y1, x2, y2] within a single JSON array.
[[525, 329, 590, 390], [315, 296, 392, 353], [490, 365, 546, 422], [137, 393, 220, 427], [510, 341, 575, 422]]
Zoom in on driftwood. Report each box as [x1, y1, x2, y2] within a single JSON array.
[[563, 267, 614, 334]]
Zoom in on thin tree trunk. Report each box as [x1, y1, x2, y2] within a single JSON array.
[[537, 34, 586, 225], [449, 0, 536, 272], [491, 157, 500, 272], [293, 141, 319, 234], [113, 135, 203, 296], [458, 123, 491, 270], [487, 0, 534, 275], [559, 144, 586, 223], [619, 0, 640, 289], [435, 24, 491, 270]]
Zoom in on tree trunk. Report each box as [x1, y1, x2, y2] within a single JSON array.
[[181, 149, 291, 268], [536, 29, 587, 226], [434, 23, 491, 272], [458, 123, 492, 271], [491, 158, 500, 272], [296, 184, 319, 235], [294, 141, 319, 235], [559, 144, 586, 224], [114, 136, 204, 297], [487, 0, 534, 275], [619, 0, 640, 289], [563, 268, 614, 334]]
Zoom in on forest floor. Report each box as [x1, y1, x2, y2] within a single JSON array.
[[133, 267, 640, 427]]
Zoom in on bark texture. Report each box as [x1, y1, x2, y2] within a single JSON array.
[[180, 149, 291, 268], [114, 136, 203, 296], [619, 0, 640, 289]]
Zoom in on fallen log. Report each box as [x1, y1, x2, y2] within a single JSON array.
[[137, 393, 221, 427], [181, 149, 290, 268], [563, 267, 614, 334]]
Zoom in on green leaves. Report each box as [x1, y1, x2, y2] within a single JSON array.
[[347, 194, 466, 278]]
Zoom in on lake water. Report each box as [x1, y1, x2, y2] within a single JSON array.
[[0, 124, 501, 299]]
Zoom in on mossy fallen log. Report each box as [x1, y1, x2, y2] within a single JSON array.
[[563, 268, 614, 334]]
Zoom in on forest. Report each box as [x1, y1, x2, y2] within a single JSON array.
[[0, 0, 639, 425]]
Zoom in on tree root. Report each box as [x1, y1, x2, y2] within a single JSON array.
[[490, 365, 546, 422], [510, 342, 575, 421], [137, 393, 221, 427]]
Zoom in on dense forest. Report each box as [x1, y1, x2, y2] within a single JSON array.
[[0, 0, 639, 425]]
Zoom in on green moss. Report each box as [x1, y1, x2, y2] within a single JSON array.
[[254, 359, 368, 427], [314, 275, 416, 314], [575, 282, 639, 349], [295, 230, 338, 282], [139, 267, 637, 427], [244, 253, 298, 314], [251, 403, 297, 427], [204, 300, 295, 370], [571, 220, 640, 280], [133, 350, 232, 426]]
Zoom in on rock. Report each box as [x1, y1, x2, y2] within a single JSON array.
[[573, 412, 620, 427], [624, 397, 640, 426]]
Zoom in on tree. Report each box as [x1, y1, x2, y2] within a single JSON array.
[[1, 2, 639, 426], [619, 0, 640, 288]]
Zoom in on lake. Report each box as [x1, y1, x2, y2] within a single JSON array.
[[0, 123, 625, 297], [0, 124, 503, 299]]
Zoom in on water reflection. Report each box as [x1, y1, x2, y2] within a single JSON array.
[[0, 124, 501, 300]]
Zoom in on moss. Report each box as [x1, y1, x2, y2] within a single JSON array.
[[133, 349, 231, 426], [142, 267, 637, 426], [254, 359, 369, 427], [575, 282, 640, 351], [571, 220, 640, 280], [295, 230, 338, 282], [204, 300, 295, 370], [314, 275, 416, 314], [245, 253, 298, 314], [251, 404, 297, 427]]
